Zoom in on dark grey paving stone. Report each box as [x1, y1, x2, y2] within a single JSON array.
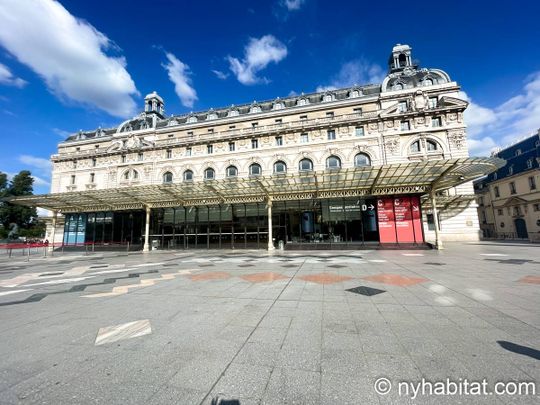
[[346, 286, 386, 296], [211, 362, 272, 399]]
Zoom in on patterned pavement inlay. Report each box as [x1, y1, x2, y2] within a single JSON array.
[[95, 319, 151, 346], [189, 271, 231, 281], [240, 272, 290, 283], [518, 275, 540, 284], [362, 274, 428, 287], [298, 273, 353, 285], [346, 286, 386, 296]]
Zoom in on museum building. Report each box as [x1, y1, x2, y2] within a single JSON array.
[[9, 44, 504, 250]]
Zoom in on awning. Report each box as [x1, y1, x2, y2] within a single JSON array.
[[6, 157, 504, 213]]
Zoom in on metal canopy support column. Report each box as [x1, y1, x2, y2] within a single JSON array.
[[430, 192, 443, 250], [267, 199, 275, 251], [143, 206, 151, 252], [49, 210, 58, 252]]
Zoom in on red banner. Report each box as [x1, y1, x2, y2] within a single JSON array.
[[377, 197, 397, 243], [377, 195, 424, 244]]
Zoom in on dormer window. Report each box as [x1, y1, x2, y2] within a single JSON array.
[[250, 105, 261, 114], [527, 159, 533, 169], [423, 78, 434, 86], [207, 112, 217, 120], [273, 102, 284, 110], [515, 149, 521, 156], [187, 116, 197, 123], [508, 166, 513, 176], [323, 94, 333, 102], [350, 90, 360, 98], [297, 98, 308, 106], [228, 109, 239, 117]]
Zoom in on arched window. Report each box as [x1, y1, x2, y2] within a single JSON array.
[[183, 170, 193, 182], [398, 53, 407, 67], [326, 155, 341, 169], [249, 163, 262, 176], [427, 140, 438, 151], [123, 170, 130, 180], [274, 161, 287, 174], [394, 82, 404, 90], [424, 78, 434, 86], [204, 168, 215, 180], [226, 165, 238, 177], [299, 158, 313, 171], [163, 171, 173, 184], [410, 141, 421, 153], [132, 170, 139, 180], [354, 153, 371, 167]]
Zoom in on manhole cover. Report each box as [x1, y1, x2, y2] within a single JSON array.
[[345, 286, 386, 296]]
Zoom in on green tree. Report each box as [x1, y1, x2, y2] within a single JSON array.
[[0, 170, 39, 231]]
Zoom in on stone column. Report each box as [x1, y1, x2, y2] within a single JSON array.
[[143, 206, 151, 252], [267, 199, 275, 251], [430, 193, 443, 250]]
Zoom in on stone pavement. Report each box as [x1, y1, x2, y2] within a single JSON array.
[[0, 242, 538, 404]]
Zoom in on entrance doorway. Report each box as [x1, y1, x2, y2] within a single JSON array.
[[514, 218, 528, 239]]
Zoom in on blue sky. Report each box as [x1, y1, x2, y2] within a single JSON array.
[[1, 0, 539, 195]]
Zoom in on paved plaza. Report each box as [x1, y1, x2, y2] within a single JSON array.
[[0, 242, 538, 404]]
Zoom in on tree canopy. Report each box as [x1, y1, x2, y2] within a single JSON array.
[[0, 170, 41, 237]]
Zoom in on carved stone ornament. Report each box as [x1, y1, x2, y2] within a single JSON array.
[[385, 120, 394, 129], [384, 137, 400, 155], [448, 130, 466, 149], [447, 113, 457, 122], [369, 123, 378, 131]]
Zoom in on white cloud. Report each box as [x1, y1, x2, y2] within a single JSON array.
[[281, 0, 306, 11], [0, 0, 138, 117], [32, 175, 50, 187], [19, 155, 52, 172], [162, 52, 197, 108], [316, 60, 385, 92], [52, 127, 71, 138], [0, 63, 27, 88], [227, 35, 288, 85], [457, 72, 540, 156], [212, 69, 229, 80]]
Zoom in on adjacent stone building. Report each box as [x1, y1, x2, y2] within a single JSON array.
[[474, 131, 540, 242]]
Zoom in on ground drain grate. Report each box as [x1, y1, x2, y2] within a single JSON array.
[[328, 265, 347, 268], [281, 264, 298, 268], [424, 262, 446, 266], [345, 286, 386, 296], [238, 264, 254, 268], [39, 272, 63, 277], [198, 264, 215, 267]]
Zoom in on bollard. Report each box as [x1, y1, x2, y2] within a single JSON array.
[[27, 245, 30, 262]]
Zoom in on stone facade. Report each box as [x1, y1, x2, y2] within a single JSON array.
[[47, 44, 480, 245]]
